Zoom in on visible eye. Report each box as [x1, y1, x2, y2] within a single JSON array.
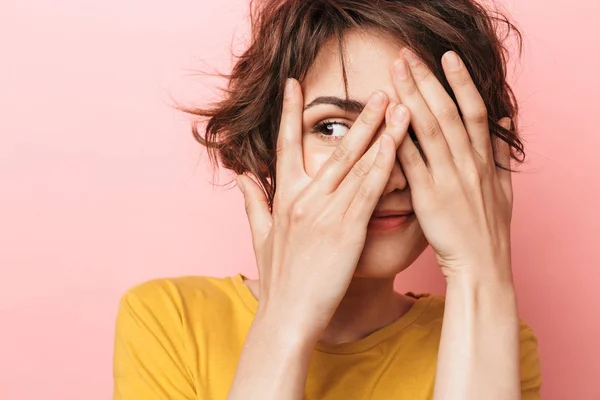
[[310, 120, 350, 141]]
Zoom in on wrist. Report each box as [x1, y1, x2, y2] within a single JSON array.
[[229, 305, 316, 399], [445, 257, 515, 289], [445, 263, 519, 322]]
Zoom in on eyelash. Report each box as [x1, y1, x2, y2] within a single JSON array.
[[310, 119, 423, 149], [310, 119, 350, 141]]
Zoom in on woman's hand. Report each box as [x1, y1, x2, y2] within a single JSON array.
[[236, 78, 411, 341], [391, 49, 522, 399], [227, 78, 411, 400], [391, 48, 515, 282]]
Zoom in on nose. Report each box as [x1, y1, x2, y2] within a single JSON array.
[[372, 119, 409, 197], [381, 157, 408, 196]]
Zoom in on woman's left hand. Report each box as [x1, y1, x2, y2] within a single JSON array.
[[390, 48, 514, 282]]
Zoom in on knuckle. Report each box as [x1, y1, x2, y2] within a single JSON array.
[[290, 203, 306, 222], [331, 142, 352, 165], [413, 68, 431, 84], [404, 150, 422, 167], [438, 104, 461, 124], [467, 106, 488, 124], [356, 184, 374, 202], [350, 158, 372, 179], [421, 121, 441, 139]]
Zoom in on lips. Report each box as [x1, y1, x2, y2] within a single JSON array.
[[368, 211, 415, 231], [371, 210, 414, 218]]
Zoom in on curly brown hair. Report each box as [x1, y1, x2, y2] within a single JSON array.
[[179, 0, 525, 210]]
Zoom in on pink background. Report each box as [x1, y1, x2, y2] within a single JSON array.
[[1, 0, 598, 399]]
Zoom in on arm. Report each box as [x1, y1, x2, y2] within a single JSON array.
[[434, 267, 521, 400], [389, 48, 538, 399], [225, 310, 316, 400], [226, 78, 410, 399]]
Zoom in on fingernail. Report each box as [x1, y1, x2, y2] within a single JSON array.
[[235, 176, 245, 194], [394, 59, 408, 80], [284, 78, 295, 100], [369, 90, 385, 108], [392, 104, 406, 125], [444, 51, 461, 71]]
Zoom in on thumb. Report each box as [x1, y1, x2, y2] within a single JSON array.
[[236, 174, 272, 242]]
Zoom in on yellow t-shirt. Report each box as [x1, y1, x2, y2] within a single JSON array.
[[113, 274, 542, 399]]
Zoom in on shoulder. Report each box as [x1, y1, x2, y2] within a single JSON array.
[[115, 274, 245, 338], [113, 275, 244, 366], [113, 275, 240, 399], [119, 274, 240, 311], [121, 274, 239, 298]]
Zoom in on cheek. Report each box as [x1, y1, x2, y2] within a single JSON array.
[[302, 140, 336, 177]]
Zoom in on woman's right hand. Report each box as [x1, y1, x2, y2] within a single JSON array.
[[235, 78, 411, 343]]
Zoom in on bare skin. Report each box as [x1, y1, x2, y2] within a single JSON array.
[[243, 29, 425, 346], [228, 28, 520, 400], [242, 277, 415, 345]]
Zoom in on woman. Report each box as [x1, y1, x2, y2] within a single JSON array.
[[113, 0, 542, 399]]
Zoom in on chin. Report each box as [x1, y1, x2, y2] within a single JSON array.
[[352, 227, 428, 279]]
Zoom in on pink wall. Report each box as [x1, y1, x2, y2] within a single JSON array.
[[1, 0, 598, 399]]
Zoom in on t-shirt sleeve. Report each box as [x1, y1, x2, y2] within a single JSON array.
[[113, 280, 196, 400], [519, 323, 543, 399]]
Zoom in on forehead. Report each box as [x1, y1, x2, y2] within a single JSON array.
[[301, 29, 404, 105]]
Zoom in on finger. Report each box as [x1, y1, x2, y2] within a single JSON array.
[[383, 103, 411, 145], [236, 174, 273, 247], [313, 90, 388, 193], [275, 78, 305, 191], [494, 117, 513, 201], [343, 134, 396, 224], [335, 103, 410, 211], [395, 49, 475, 172], [391, 50, 454, 176], [441, 51, 493, 163], [397, 131, 432, 189]]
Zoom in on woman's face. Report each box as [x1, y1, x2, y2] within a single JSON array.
[[300, 29, 428, 278]]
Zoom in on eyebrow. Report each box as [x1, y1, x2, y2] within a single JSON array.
[[304, 96, 366, 113]]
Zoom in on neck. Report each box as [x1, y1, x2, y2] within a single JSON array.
[[318, 276, 414, 345]]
